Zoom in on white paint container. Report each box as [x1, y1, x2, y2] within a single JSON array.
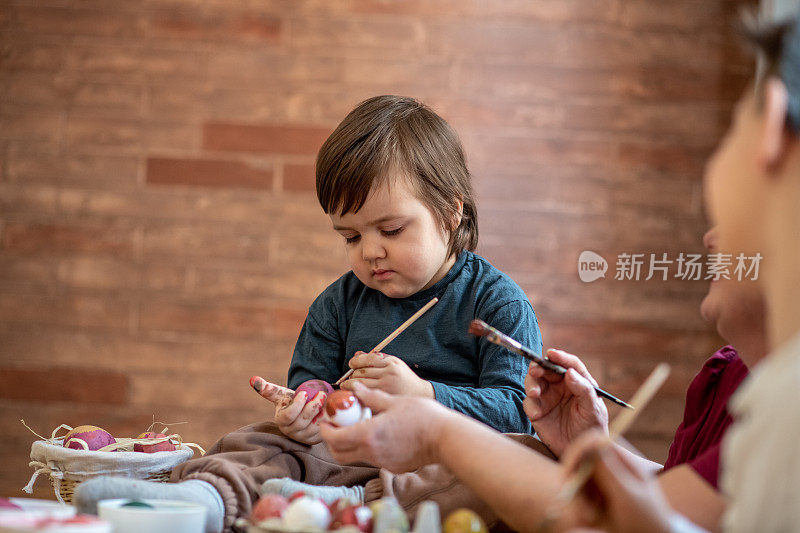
[[97, 499, 205, 533]]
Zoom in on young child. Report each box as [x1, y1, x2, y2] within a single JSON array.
[[75, 95, 542, 532]]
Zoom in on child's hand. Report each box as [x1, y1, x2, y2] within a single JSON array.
[[250, 376, 327, 445], [340, 351, 434, 398], [274, 390, 328, 445], [250, 376, 294, 405]]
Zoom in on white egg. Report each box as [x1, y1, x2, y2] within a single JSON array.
[[330, 401, 363, 427], [282, 497, 331, 530]]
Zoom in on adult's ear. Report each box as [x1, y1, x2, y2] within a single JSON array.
[[759, 77, 791, 174]]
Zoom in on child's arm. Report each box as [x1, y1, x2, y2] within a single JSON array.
[[430, 300, 539, 433]]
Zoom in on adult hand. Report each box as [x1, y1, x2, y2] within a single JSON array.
[[340, 351, 434, 398], [250, 376, 327, 445], [523, 349, 609, 457], [321, 382, 451, 472], [560, 431, 674, 533]]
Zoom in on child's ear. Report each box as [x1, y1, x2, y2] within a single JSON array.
[[451, 199, 464, 230], [758, 77, 791, 175]]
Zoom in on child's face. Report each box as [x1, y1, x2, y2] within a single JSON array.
[[704, 92, 766, 258], [329, 175, 454, 299]]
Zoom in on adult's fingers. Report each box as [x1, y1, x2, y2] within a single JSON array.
[[563, 368, 600, 409], [522, 396, 542, 421], [350, 381, 395, 413], [320, 421, 370, 454], [546, 349, 599, 386]]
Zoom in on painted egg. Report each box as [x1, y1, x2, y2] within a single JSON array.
[[332, 504, 373, 532], [63, 425, 116, 451], [295, 379, 334, 405], [329, 496, 361, 516], [324, 390, 366, 427], [442, 509, 487, 533], [411, 501, 441, 533], [370, 497, 409, 533], [251, 494, 289, 523], [287, 490, 307, 502], [282, 496, 331, 530], [134, 432, 176, 453], [0, 498, 22, 510]]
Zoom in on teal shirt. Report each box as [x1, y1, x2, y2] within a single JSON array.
[[288, 251, 541, 433]]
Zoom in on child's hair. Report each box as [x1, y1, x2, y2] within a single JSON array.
[[316, 95, 478, 258], [740, 11, 800, 132]]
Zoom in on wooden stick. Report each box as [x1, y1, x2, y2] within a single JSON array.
[[334, 297, 439, 386], [540, 363, 671, 529]]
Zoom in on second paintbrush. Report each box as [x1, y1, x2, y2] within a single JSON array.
[[468, 319, 633, 410]]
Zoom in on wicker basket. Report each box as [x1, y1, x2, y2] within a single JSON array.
[[25, 440, 196, 504], [47, 467, 174, 504]]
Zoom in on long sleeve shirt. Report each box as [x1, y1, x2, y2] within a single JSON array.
[[287, 251, 541, 434]]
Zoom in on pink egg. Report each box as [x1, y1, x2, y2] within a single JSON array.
[[0, 498, 22, 510], [133, 432, 176, 453], [63, 425, 116, 451], [251, 494, 289, 523], [294, 379, 334, 405]]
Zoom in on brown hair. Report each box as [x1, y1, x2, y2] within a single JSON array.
[[316, 95, 478, 257], [740, 11, 800, 131]]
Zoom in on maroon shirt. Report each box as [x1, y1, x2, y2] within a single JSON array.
[[662, 345, 749, 488]]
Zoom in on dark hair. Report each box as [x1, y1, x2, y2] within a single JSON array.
[[316, 95, 478, 257], [741, 11, 800, 131]]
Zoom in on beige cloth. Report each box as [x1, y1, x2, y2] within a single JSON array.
[[722, 332, 800, 533], [172, 422, 553, 532]]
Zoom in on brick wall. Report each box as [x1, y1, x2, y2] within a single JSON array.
[[0, 0, 752, 498]]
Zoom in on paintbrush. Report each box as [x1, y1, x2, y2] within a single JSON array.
[[334, 297, 439, 386], [537, 363, 671, 531], [468, 319, 633, 410]]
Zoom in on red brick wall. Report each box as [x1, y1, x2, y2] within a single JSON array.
[[0, 1, 751, 498]]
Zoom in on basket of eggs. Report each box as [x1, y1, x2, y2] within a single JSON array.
[[22, 422, 205, 504]]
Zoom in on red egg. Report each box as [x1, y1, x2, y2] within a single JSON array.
[[295, 379, 334, 405], [288, 491, 307, 502], [63, 425, 116, 451], [332, 504, 373, 532], [134, 432, 176, 453], [328, 496, 361, 516], [324, 390, 357, 417], [251, 494, 289, 522], [324, 390, 369, 427]]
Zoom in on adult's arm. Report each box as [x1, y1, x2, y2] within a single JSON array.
[[321, 384, 587, 533]]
